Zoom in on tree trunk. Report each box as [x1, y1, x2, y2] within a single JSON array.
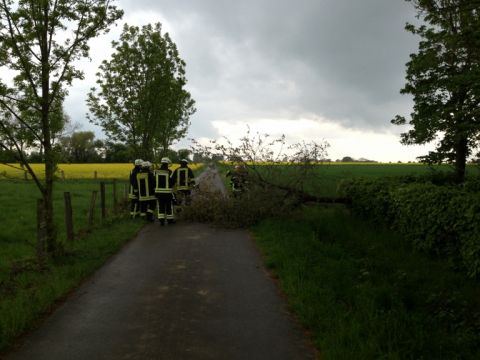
[[162, 141, 169, 159], [39, 143, 43, 162], [141, 141, 154, 161], [42, 105, 57, 253], [41, 4, 57, 254], [43, 140, 57, 253], [455, 135, 468, 183]]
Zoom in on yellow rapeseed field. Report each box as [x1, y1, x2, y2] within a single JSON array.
[[0, 163, 203, 180]]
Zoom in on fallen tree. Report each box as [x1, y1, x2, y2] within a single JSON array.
[[186, 130, 347, 227]]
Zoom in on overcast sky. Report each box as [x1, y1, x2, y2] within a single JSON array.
[[64, 0, 434, 162]]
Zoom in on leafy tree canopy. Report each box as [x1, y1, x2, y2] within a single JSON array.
[[392, 0, 480, 182], [88, 22, 196, 161], [59, 131, 104, 163]]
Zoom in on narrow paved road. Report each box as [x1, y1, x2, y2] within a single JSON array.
[[5, 168, 315, 360]]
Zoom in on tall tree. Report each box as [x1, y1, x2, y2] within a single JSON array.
[[392, 0, 480, 182], [104, 141, 130, 162], [0, 0, 123, 254], [59, 131, 103, 163], [87, 23, 196, 160]]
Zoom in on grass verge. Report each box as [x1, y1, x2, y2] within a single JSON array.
[[0, 212, 144, 354], [252, 205, 480, 359], [0, 179, 127, 282]]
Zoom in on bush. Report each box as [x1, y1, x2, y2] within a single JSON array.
[[337, 178, 397, 226], [339, 178, 480, 278]]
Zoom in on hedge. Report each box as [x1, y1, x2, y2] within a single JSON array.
[[339, 177, 480, 278]]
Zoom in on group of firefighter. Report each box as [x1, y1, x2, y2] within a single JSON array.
[[129, 157, 195, 225], [129, 159, 249, 224]]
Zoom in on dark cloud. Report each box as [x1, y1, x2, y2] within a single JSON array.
[[67, 0, 422, 143], [120, 0, 419, 130]]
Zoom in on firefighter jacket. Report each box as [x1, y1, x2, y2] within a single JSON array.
[[136, 169, 156, 201], [128, 166, 141, 199], [154, 166, 173, 194], [171, 165, 195, 191]]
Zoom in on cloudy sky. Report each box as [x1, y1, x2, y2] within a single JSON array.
[[65, 0, 434, 162]]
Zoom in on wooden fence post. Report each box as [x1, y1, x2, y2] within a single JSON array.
[[100, 182, 106, 220], [64, 192, 74, 241], [94, 170, 97, 179], [61, 170, 65, 181], [112, 179, 117, 210], [88, 191, 97, 228], [36, 198, 45, 260]]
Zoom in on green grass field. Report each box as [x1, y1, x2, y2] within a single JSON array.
[[220, 162, 480, 197], [289, 163, 479, 197], [253, 205, 480, 359], [0, 179, 126, 271]]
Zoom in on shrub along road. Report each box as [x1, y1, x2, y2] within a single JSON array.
[[5, 169, 314, 360]]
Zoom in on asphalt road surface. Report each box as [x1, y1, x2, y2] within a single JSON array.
[[5, 169, 315, 360]]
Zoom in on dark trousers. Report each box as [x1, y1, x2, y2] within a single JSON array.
[[139, 199, 156, 221], [157, 193, 174, 221], [130, 198, 139, 217]]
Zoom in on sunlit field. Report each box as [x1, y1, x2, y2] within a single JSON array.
[[0, 163, 204, 180]]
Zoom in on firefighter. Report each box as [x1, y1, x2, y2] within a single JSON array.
[[129, 159, 143, 218], [226, 164, 248, 197], [171, 158, 195, 208], [136, 161, 156, 221], [154, 157, 175, 225]]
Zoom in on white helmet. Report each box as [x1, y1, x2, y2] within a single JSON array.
[[142, 161, 151, 168], [134, 159, 143, 166], [161, 157, 171, 164], [180, 158, 189, 164]]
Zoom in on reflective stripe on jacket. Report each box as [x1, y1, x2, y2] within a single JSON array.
[[175, 168, 190, 190], [129, 167, 140, 199], [128, 186, 138, 199], [154, 169, 173, 193], [136, 172, 156, 201]]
